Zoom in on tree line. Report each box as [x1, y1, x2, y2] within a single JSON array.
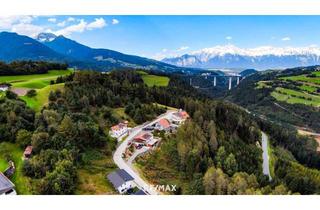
[[0, 60, 68, 76]]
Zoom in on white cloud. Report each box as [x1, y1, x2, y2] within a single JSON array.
[[0, 16, 109, 38], [177, 46, 189, 51], [67, 17, 75, 22], [112, 18, 119, 25], [57, 21, 66, 27], [55, 19, 87, 36], [54, 18, 107, 36], [226, 36, 232, 40], [11, 23, 44, 38], [48, 18, 57, 23], [0, 16, 43, 37], [162, 48, 167, 52], [0, 16, 33, 29], [281, 37, 291, 41], [86, 18, 107, 30]]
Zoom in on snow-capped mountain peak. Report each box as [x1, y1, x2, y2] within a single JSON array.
[[162, 45, 320, 69], [36, 32, 57, 43]]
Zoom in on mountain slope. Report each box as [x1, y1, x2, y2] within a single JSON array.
[[0, 32, 66, 62], [163, 45, 320, 70], [43, 35, 184, 72], [0, 32, 186, 72]]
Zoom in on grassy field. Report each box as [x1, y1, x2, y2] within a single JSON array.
[[141, 74, 170, 87], [299, 85, 318, 92], [75, 148, 117, 195], [112, 107, 136, 127], [0, 142, 32, 194], [0, 70, 72, 89], [281, 74, 320, 85], [271, 87, 320, 106], [20, 83, 65, 112], [0, 69, 72, 112], [136, 71, 170, 87]]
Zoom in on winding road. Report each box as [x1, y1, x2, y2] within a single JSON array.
[[113, 110, 175, 195], [261, 131, 272, 181]]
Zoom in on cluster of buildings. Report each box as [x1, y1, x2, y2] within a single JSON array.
[[107, 109, 190, 195], [130, 109, 190, 149]]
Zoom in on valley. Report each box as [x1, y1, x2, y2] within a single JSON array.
[[1, 64, 319, 195]]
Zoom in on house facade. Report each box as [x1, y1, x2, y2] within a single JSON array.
[[109, 121, 129, 138], [172, 109, 190, 125]]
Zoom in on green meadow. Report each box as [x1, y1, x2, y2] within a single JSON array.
[[20, 83, 65, 112], [280, 73, 320, 85], [271, 87, 320, 106], [0, 70, 72, 89], [137, 71, 170, 87], [0, 70, 72, 112], [141, 74, 170, 87]]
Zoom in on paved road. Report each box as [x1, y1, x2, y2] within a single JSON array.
[[127, 146, 150, 165], [113, 110, 175, 195], [261, 131, 272, 181]]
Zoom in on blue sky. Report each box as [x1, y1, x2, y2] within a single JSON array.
[[1, 15, 320, 59]]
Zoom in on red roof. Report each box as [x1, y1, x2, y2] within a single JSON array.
[[24, 146, 33, 156], [173, 110, 190, 119], [158, 118, 171, 129], [134, 132, 153, 142], [111, 122, 128, 131]]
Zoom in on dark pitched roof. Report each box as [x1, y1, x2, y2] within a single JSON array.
[[133, 190, 147, 195], [0, 172, 15, 194], [107, 169, 134, 189]]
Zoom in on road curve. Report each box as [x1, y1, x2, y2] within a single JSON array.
[[113, 110, 175, 195], [261, 131, 272, 181]]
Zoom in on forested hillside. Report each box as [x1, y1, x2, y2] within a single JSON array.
[[0, 69, 319, 194], [226, 66, 320, 132], [0, 60, 68, 76]]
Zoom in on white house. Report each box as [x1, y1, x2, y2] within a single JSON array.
[[172, 109, 190, 125], [0, 84, 9, 92], [107, 169, 134, 194], [109, 121, 129, 138]]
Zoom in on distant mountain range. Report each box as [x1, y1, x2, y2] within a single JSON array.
[[162, 45, 320, 70], [0, 32, 187, 72]]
